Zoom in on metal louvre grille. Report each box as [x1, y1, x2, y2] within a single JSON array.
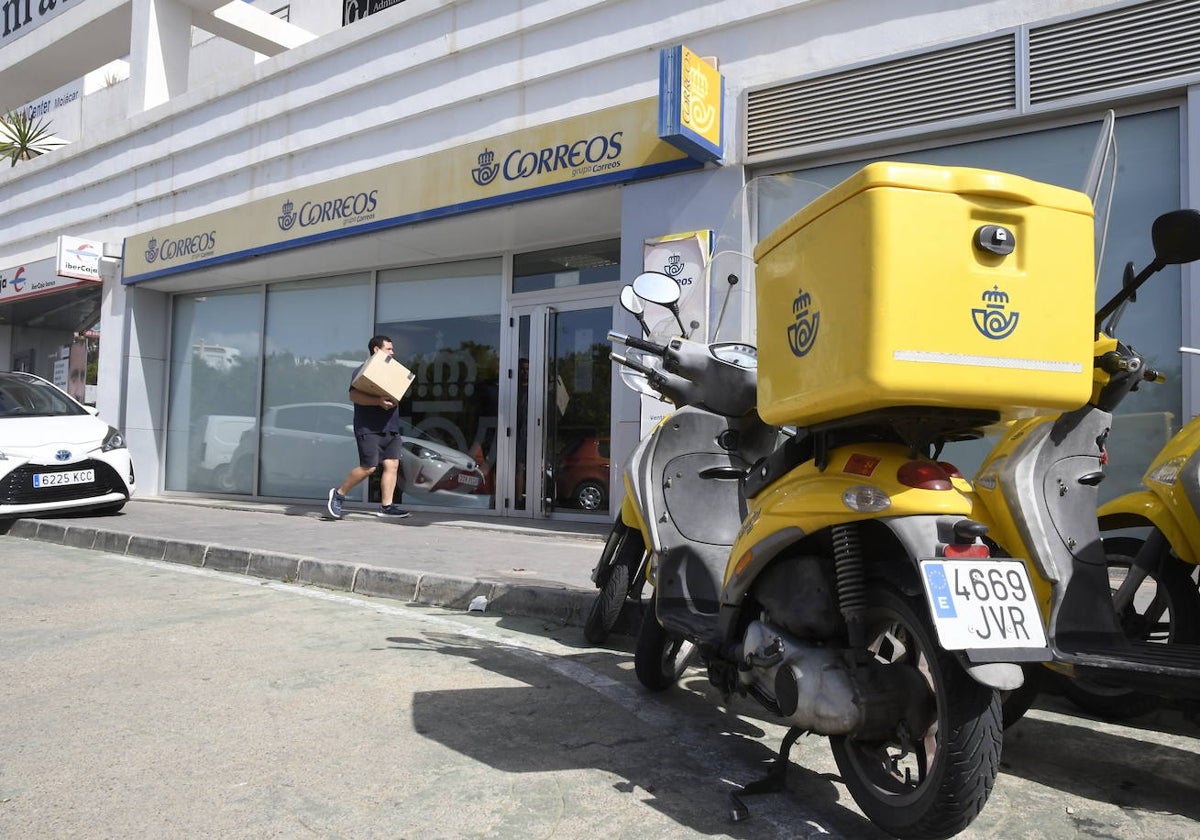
[[0, 460, 126, 505], [746, 36, 1017, 159], [1029, 0, 1200, 103]]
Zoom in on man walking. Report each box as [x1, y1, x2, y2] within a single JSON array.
[[327, 335, 410, 519]]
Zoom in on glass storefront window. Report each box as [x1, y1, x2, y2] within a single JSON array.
[[512, 239, 620, 293], [165, 289, 263, 493], [260, 274, 372, 499], [376, 259, 502, 510]]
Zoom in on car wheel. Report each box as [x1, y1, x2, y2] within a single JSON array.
[[573, 480, 607, 512], [213, 464, 237, 492]]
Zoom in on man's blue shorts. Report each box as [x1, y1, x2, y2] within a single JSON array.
[[357, 431, 403, 469]]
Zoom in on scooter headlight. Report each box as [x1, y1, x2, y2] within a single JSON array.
[[842, 485, 891, 513], [1147, 456, 1185, 486]]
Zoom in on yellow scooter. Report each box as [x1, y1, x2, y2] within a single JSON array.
[[610, 162, 1078, 839], [966, 208, 1200, 724]]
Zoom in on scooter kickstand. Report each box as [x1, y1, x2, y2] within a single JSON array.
[[729, 726, 805, 822]]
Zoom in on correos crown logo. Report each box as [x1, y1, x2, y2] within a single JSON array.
[[972, 285, 1020, 340], [145, 239, 158, 263], [663, 253, 684, 277], [787, 289, 820, 357], [471, 150, 499, 186]]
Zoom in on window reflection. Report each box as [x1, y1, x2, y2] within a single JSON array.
[[165, 290, 262, 493], [512, 239, 620, 293], [259, 274, 371, 499], [377, 260, 501, 509]]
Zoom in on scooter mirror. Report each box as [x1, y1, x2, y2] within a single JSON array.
[[1151, 209, 1200, 265], [619, 285, 644, 316], [632, 271, 682, 306]]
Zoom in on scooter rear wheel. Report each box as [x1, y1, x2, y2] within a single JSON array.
[[829, 585, 1001, 840], [634, 605, 697, 691]]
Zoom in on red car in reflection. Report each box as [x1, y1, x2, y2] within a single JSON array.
[[555, 436, 610, 511]]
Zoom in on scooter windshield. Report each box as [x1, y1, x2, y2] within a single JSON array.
[[704, 174, 836, 347]]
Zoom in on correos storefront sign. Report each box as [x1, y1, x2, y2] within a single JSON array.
[[123, 98, 699, 284]]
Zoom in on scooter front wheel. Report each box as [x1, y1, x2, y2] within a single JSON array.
[[1063, 536, 1200, 720], [584, 562, 630, 645], [829, 585, 1001, 840], [634, 605, 697, 691], [583, 520, 646, 645]]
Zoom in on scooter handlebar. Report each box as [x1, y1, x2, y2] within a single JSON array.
[[608, 330, 667, 356], [611, 352, 692, 405]]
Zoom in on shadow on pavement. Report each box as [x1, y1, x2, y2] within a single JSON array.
[[386, 631, 888, 839], [1001, 707, 1200, 821]]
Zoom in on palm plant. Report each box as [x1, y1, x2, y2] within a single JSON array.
[[0, 110, 60, 166]]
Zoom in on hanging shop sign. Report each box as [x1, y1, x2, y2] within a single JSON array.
[[122, 97, 701, 284], [639, 229, 712, 437], [56, 235, 103, 281], [658, 45, 724, 163], [0, 257, 97, 303], [342, 0, 405, 26]]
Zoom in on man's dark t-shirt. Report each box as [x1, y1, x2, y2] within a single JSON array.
[[350, 361, 402, 435]]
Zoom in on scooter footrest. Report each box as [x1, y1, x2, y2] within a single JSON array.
[[1056, 639, 1200, 684]]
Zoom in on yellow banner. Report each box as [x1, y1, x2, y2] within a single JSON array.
[[124, 98, 696, 283]]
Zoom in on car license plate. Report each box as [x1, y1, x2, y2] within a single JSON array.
[[33, 469, 95, 488], [456, 473, 481, 487], [919, 559, 1047, 650]]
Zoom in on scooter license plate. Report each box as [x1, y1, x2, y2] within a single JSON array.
[[918, 559, 1047, 650]]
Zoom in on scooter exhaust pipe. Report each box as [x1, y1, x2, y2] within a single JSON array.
[[740, 621, 932, 739]]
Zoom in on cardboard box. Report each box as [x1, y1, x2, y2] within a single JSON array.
[[352, 354, 415, 402], [754, 161, 1095, 427]]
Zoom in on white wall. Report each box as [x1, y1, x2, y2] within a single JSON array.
[[0, 0, 1121, 269]]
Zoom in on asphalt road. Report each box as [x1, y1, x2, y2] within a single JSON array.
[[2, 541, 1199, 839]]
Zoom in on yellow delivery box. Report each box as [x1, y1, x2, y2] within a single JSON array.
[[352, 354, 415, 402], [754, 162, 1096, 428]]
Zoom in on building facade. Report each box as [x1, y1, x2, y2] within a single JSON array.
[[2, 0, 1198, 523]]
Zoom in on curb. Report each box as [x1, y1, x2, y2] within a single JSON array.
[[2, 518, 603, 629]]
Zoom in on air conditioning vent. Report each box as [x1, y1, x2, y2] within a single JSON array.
[[747, 35, 1016, 160], [1029, 0, 1200, 104]]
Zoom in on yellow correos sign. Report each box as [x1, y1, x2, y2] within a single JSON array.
[[123, 98, 697, 283], [658, 45, 724, 163], [680, 47, 722, 148]]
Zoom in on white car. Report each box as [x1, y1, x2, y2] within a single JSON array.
[[0, 372, 135, 518]]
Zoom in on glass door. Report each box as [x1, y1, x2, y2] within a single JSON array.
[[507, 300, 614, 519]]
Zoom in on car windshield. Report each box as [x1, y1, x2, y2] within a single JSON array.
[[0, 375, 88, 418]]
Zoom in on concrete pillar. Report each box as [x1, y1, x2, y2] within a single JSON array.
[[99, 270, 169, 495], [128, 0, 191, 113]]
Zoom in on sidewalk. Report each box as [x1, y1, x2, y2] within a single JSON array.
[[0, 497, 625, 631]]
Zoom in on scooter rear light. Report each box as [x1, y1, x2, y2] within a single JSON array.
[[897, 461, 953, 490], [942, 543, 990, 559], [937, 461, 964, 479]]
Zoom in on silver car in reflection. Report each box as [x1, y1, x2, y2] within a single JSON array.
[[226, 402, 490, 507]]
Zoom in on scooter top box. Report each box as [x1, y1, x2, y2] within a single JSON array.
[[753, 161, 1096, 428], [352, 353, 415, 402]]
